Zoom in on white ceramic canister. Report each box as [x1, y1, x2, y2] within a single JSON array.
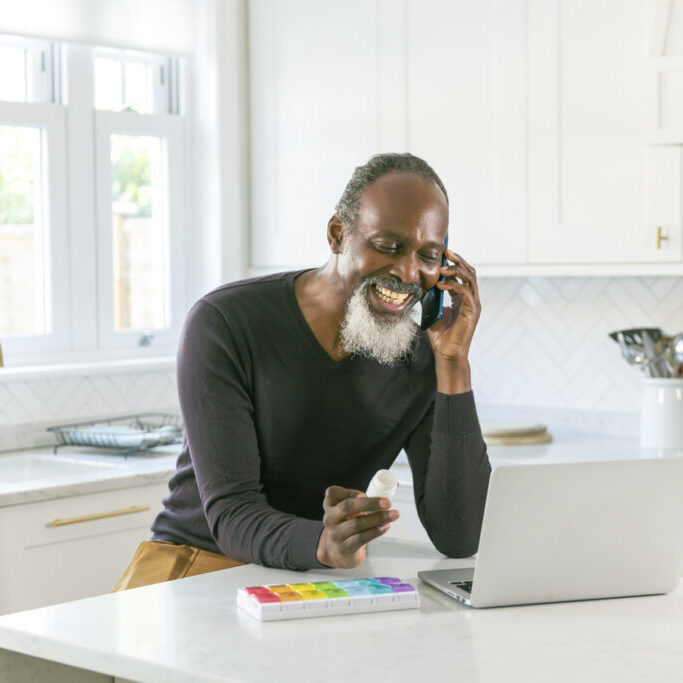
[[640, 378, 683, 449]]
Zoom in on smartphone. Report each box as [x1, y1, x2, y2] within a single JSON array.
[[420, 235, 448, 331]]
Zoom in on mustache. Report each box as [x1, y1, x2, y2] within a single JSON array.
[[362, 276, 424, 300]]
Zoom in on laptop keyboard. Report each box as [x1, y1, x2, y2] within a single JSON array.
[[450, 581, 473, 594]]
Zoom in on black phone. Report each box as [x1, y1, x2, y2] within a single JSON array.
[[420, 235, 449, 331]]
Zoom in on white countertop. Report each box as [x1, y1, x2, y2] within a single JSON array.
[[391, 430, 683, 486], [1, 433, 682, 680], [2, 429, 680, 508], [0, 445, 178, 507], [0, 536, 681, 682]]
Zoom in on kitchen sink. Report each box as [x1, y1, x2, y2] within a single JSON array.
[[0, 454, 126, 484]]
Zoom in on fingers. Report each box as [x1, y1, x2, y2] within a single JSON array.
[[342, 524, 390, 554], [334, 509, 399, 542], [437, 279, 476, 310], [438, 250, 480, 312], [323, 492, 391, 526], [323, 485, 362, 509], [444, 248, 476, 275], [319, 485, 400, 568], [441, 249, 478, 292]]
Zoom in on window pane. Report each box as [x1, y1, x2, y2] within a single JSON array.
[[94, 57, 123, 111], [0, 125, 45, 336], [111, 134, 168, 331], [123, 61, 151, 114], [0, 46, 27, 102]]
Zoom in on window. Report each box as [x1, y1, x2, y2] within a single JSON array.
[[111, 133, 168, 331], [95, 111, 185, 349], [0, 35, 55, 104], [0, 37, 187, 366], [93, 47, 178, 115], [0, 124, 45, 336], [0, 38, 68, 356]]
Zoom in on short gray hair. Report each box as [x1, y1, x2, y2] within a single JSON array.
[[335, 153, 448, 232]]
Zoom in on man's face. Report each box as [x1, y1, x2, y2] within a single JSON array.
[[335, 172, 448, 365], [338, 172, 449, 319]]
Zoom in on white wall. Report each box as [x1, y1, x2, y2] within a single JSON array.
[[0, 0, 194, 53]]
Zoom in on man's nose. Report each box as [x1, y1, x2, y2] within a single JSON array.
[[389, 252, 422, 287]]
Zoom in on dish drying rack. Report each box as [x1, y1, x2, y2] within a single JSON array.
[[47, 413, 183, 456]]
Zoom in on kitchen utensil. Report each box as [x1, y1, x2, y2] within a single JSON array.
[[641, 330, 671, 377], [47, 413, 183, 455], [670, 333, 683, 376], [609, 328, 663, 347], [616, 332, 651, 375], [640, 331, 659, 376]]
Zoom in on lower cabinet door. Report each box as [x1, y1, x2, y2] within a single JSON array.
[[0, 483, 168, 615]]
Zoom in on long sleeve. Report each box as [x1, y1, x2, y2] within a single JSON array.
[[404, 391, 491, 557], [177, 300, 325, 570]]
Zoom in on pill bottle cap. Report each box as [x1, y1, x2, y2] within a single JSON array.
[[365, 469, 398, 500]]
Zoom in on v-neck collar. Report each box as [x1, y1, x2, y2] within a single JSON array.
[[286, 270, 359, 367]]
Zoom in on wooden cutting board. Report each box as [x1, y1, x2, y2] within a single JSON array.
[[481, 422, 552, 446]]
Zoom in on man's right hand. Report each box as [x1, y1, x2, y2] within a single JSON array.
[[316, 485, 400, 568]]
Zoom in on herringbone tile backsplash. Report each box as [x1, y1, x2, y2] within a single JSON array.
[[0, 276, 681, 449], [0, 369, 179, 450], [471, 276, 683, 413]]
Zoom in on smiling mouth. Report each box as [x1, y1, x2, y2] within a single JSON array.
[[371, 283, 413, 310]]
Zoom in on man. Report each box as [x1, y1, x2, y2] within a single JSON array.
[[114, 153, 491, 590]]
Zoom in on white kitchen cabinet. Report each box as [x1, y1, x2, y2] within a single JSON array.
[[0, 482, 166, 615], [528, 0, 682, 264], [248, 0, 683, 273], [407, 0, 527, 265], [249, 0, 527, 270], [249, 0, 406, 271], [649, 0, 683, 144]]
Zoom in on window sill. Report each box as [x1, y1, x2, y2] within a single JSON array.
[[0, 356, 175, 383]]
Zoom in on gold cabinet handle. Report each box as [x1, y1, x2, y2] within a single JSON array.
[[47, 505, 150, 527], [657, 226, 669, 250]]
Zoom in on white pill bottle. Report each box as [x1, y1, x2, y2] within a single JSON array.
[[365, 469, 398, 502]]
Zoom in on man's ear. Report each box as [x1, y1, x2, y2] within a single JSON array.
[[327, 214, 347, 254]]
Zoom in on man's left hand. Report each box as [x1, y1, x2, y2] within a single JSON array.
[[424, 248, 480, 395], [426, 248, 481, 362]]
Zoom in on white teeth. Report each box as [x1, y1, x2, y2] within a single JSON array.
[[374, 285, 409, 305]]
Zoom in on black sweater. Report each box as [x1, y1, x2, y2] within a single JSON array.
[[152, 271, 491, 569]]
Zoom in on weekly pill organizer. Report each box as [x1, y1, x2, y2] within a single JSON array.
[[236, 576, 420, 621]]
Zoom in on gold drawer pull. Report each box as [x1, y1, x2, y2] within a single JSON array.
[[47, 505, 150, 527], [657, 226, 669, 250]]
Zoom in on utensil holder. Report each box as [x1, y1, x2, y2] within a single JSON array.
[[640, 378, 683, 449]]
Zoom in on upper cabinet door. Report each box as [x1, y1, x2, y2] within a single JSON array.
[[528, 0, 681, 264], [407, 0, 527, 265], [249, 0, 404, 270], [649, 0, 683, 143]]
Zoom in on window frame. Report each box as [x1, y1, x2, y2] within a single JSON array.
[[92, 47, 176, 115], [0, 40, 189, 367], [0, 100, 69, 360], [94, 109, 187, 350]]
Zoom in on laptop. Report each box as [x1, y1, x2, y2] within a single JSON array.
[[418, 459, 683, 608]]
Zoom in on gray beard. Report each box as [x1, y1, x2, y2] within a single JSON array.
[[339, 280, 419, 366]]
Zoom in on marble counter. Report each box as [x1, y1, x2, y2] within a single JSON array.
[[0, 446, 178, 507], [391, 430, 683, 486], [0, 537, 681, 683], [2, 429, 680, 508]]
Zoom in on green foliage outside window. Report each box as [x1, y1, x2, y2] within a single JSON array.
[[0, 125, 35, 225], [111, 135, 152, 217]]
